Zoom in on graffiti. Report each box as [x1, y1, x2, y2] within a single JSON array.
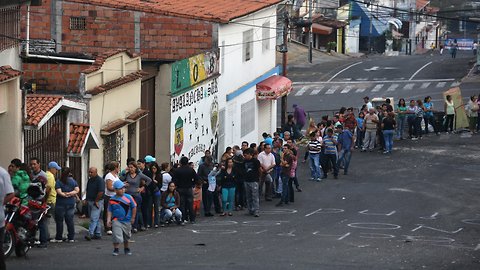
[[171, 78, 218, 113]]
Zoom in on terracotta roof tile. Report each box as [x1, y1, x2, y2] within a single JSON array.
[[126, 108, 149, 122], [67, 0, 282, 23], [0, 65, 22, 83], [67, 123, 91, 154], [25, 94, 63, 126], [86, 71, 146, 95], [313, 15, 347, 28], [83, 49, 141, 74], [101, 119, 129, 135]]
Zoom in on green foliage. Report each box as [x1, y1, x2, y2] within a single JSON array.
[[327, 41, 337, 53]]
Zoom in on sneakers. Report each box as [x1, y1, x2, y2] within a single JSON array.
[[50, 239, 63, 243], [411, 137, 418, 141], [112, 249, 119, 256], [124, 248, 132, 255], [315, 178, 322, 182], [254, 213, 260, 217], [106, 230, 113, 235], [67, 239, 75, 243]]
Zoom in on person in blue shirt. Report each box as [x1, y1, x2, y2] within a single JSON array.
[[337, 125, 354, 175], [321, 128, 339, 179], [107, 181, 137, 256], [423, 96, 438, 135]]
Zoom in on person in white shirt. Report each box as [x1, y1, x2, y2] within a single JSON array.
[[363, 96, 373, 111], [1, 166, 14, 268], [257, 144, 276, 201], [104, 161, 121, 235]]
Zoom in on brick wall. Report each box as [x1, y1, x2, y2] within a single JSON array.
[[22, 0, 214, 61], [22, 62, 85, 92]]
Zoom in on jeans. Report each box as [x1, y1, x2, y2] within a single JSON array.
[[273, 167, 282, 194], [141, 193, 153, 227], [54, 204, 75, 241], [87, 200, 103, 236], [259, 173, 273, 200], [444, 114, 454, 132], [337, 149, 352, 174], [288, 177, 295, 203], [160, 208, 182, 223], [407, 116, 416, 137], [383, 129, 395, 152], [322, 154, 338, 177], [424, 114, 436, 134], [38, 203, 54, 244], [355, 128, 364, 148], [363, 130, 376, 150], [414, 117, 422, 137], [153, 193, 161, 226], [177, 187, 195, 222], [280, 174, 289, 204], [244, 182, 259, 215], [203, 189, 214, 214], [308, 153, 322, 179], [129, 193, 142, 229], [221, 187, 236, 212], [396, 117, 406, 139], [103, 195, 111, 231], [235, 180, 246, 208]]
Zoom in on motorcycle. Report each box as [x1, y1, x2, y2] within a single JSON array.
[[3, 197, 49, 257]]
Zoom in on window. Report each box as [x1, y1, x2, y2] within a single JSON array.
[[70, 17, 86, 30], [0, 6, 20, 52], [262, 21, 270, 52], [241, 99, 255, 137], [243, 29, 253, 62], [103, 131, 121, 166]]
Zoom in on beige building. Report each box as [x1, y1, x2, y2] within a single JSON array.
[[82, 50, 148, 172], [0, 66, 23, 167]]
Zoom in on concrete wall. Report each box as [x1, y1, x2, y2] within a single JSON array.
[[0, 47, 21, 70], [0, 77, 23, 167], [155, 63, 172, 163]]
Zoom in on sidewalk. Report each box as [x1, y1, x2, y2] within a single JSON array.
[[276, 41, 364, 69]]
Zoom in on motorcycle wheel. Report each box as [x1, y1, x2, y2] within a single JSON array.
[[15, 243, 29, 257], [3, 230, 15, 257]]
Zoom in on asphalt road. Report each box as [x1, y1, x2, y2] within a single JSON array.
[[281, 50, 477, 122], [7, 133, 480, 270]]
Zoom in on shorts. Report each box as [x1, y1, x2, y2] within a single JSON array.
[[112, 220, 132, 244], [193, 200, 201, 212]]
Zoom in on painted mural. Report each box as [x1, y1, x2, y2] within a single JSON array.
[[170, 78, 219, 165]]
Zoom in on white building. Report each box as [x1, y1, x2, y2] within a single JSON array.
[[155, 1, 291, 165]]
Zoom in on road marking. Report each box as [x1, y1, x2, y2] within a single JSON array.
[[357, 78, 368, 81], [341, 85, 353, 93], [325, 86, 339, 94], [420, 212, 439, 220], [409, 61, 432, 80], [338, 232, 351, 240], [295, 86, 309, 96], [365, 66, 380, 71], [404, 83, 415, 90], [347, 223, 401, 230], [305, 208, 345, 217], [436, 82, 447, 88], [387, 84, 399, 92], [293, 78, 455, 85], [411, 224, 463, 234], [358, 210, 396, 216], [475, 244, 480, 251], [310, 85, 325, 95], [451, 81, 461, 87], [371, 84, 384, 92], [356, 88, 366, 93], [421, 82, 431, 89], [327, 61, 363, 82]]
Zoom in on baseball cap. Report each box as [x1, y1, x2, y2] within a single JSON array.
[[145, 155, 156, 163], [48, 161, 61, 170], [113, 181, 125, 190], [264, 137, 273, 146]]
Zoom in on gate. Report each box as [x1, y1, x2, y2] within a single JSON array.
[[24, 112, 67, 169], [140, 78, 155, 158]]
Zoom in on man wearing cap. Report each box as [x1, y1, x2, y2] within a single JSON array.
[[107, 181, 137, 256], [37, 161, 59, 247], [293, 104, 307, 133], [363, 96, 373, 110]]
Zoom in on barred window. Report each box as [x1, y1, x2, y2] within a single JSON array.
[[0, 6, 20, 52], [243, 29, 253, 62], [70, 17, 86, 30], [241, 99, 255, 137], [103, 131, 121, 166]]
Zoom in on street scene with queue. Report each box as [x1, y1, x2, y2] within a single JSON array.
[[1, 0, 480, 269]]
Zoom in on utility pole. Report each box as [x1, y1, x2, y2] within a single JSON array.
[[281, 10, 289, 126], [308, 0, 313, 63], [368, 1, 373, 54]]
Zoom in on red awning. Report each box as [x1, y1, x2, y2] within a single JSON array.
[[311, 23, 333, 35], [256, 75, 292, 100]]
